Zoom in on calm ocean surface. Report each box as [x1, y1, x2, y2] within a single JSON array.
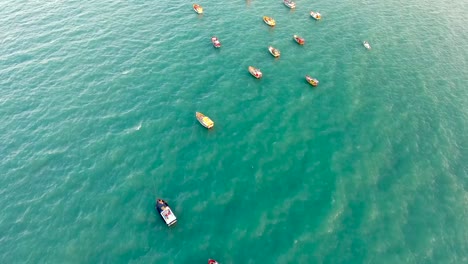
[[0, 0, 467, 263]]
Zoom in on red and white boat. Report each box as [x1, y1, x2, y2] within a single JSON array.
[[248, 66, 262, 79], [293, 35, 305, 45], [193, 4, 203, 14], [211, 36, 221, 48], [155, 199, 177, 226], [208, 260, 218, 264]]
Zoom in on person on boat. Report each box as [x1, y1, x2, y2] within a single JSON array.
[[156, 199, 167, 211]]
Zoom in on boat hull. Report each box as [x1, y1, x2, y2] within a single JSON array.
[[211, 37, 221, 48], [306, 75, 319, 87], [193, 4, 203, 14], [155, 199, 177, 226], [249, 66, 262, 79], [363, 41, 371, 49], [293, 35, 305, 45], [263, 16, 276, 26], [310, 11, 321, 20], [196, 112, 214, 129], [268, 46, 280, 58], [283, 0, 296, 9]]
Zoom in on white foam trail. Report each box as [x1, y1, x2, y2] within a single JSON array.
[[135, 122, 142, 131]]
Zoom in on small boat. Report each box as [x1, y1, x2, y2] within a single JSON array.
[[155, 199, 177, 226], [196, 112, 214, 129], [293, 35, 305, 45], [208, 260, 219, 264], [305, 75, 319, 87], [193, 4, 203, 14], [248, 66, 262, 79], [263, 16, 276, 27], [363, 41, 371, 50], [211, 36, 221, 48], [268, 46, 280, 58], [283, 0, 296, 9], [310, 11, 321, 20]]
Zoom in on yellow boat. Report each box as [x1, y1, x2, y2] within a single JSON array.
[[263, 16, 276, 27], [306, 75, 319, 87], [193, 4, 203, 14], [196, 112, 214, 129]]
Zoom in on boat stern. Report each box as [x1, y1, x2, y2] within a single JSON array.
[[161, 207, 177, 226]]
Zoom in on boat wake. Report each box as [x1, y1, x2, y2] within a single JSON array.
[[123, 122, 142, 134], [134, 122, 142, 131], [121, 69, 133, 75]]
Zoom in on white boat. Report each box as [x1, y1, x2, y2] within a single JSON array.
[[363, 41, 371, 49], [310, 11, 322, 20], [283, 0, 296, 9], [155, 199, 177, 226], [211, 36, 221, 48], [268, 46, 280, 58]]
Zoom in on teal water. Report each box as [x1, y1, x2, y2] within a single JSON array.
[[1, 0, 467, 263]]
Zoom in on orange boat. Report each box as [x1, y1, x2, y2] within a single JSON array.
[[263, 16, 276, 26], [193, 4, 203, 14], [306, 75, 319, 87], [248, 66, 262, 79], [196, 112, 214, 129], [293, 35, 305, 45]]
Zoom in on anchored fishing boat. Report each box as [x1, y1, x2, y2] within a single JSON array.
[[305, 75, 319, 87], [196, 112, 214, 129], [310, 11, 321, 20], [293, 35, 305, 45], [363, 41, 371, 50], [155, 199, 177, 226], [211, 36, 221, 48], [249, 66, 262, 79], [193, 4, 203, 14], [263, 16, 276, 26], [268, 46, 280, 58], [283, 0, 296, 9]]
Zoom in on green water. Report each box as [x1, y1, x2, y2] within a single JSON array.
[[0, 0, 467, 263]]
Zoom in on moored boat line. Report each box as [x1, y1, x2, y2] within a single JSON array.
[[155, 2, 341, 261]]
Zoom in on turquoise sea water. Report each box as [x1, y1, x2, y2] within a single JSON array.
[[1, 0, 467, 263]]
